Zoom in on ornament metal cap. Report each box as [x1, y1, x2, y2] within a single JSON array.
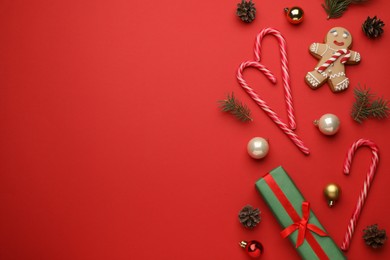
[[239, 241, 248, 248]]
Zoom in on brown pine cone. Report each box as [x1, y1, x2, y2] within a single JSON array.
[[236, 0, 256, 23], [238, 205, 261, 229], [363, 224, 387, 248], [362, 16, 385, 38]]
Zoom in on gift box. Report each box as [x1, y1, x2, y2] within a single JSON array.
[[255, 166, 346, 260]]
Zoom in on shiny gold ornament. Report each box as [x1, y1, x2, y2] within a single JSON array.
[[284, 7, 304, 24], [324, 183, 341, 207]]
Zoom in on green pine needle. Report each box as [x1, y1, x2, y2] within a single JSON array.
[[350, 0, 368, 4], [322, 0, 368, 19], [351, 87, 371, 123], [368, 98, 389, 119], [218, 92, 253, 122], [351, 86, 389, 123], [322, 0, 351, 19]]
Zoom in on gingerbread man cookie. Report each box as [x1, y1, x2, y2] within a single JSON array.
[[305, 27, 361, 92]]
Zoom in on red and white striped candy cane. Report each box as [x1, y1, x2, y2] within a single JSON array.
[[237, 28, 309, 155], [317, 49, 351, 73], [341, 139, 379, 251], [254, 28, 296, 130]]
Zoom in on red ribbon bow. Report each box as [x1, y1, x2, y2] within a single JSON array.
[[280, 202, 328, 248]]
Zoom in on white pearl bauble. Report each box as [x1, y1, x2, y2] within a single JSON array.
[[314, 113, 340, 135], [247, 137, 269, 159]]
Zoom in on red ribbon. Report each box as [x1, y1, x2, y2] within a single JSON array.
[[264, 173, 330, 260], [280, 202, 328, 248]]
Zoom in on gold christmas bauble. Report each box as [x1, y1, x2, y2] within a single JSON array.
[[324, 183, 341, 207], [284, 7, 304, 24]]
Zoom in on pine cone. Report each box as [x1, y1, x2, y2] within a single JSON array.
[[362, 16, 385, 38], [363, 224, 387, 248], [238, 205, 261, 229], [236, 0, 256, 23]]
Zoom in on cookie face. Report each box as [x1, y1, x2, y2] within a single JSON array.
[[325, 27, 352, 49]]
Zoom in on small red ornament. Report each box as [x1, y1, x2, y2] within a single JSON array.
[[239, 240, 264, 258], [284, 7, 304, 24]]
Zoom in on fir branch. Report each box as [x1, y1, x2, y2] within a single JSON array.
[[322, 0, 351, 20], [322, 0, 367, 19], [368, 98, 389, 119], [351, 87, 371, 123], [218, 92, 253, 122], [351, 86, 389, 123]]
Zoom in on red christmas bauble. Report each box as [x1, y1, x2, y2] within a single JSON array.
[[239, 240, 263, 258], [284, 7, 304, 24]]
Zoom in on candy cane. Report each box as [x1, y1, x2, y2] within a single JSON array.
[[317, 49, 351, 73], [341, 139, 379, 251], [237, 28, 309, 155], [254, 28, 296, 130]]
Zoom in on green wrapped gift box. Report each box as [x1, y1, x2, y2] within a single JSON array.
[[255, 166, 346, 260]]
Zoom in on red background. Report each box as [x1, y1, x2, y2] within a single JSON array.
[[1, 0, 389, 259]]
